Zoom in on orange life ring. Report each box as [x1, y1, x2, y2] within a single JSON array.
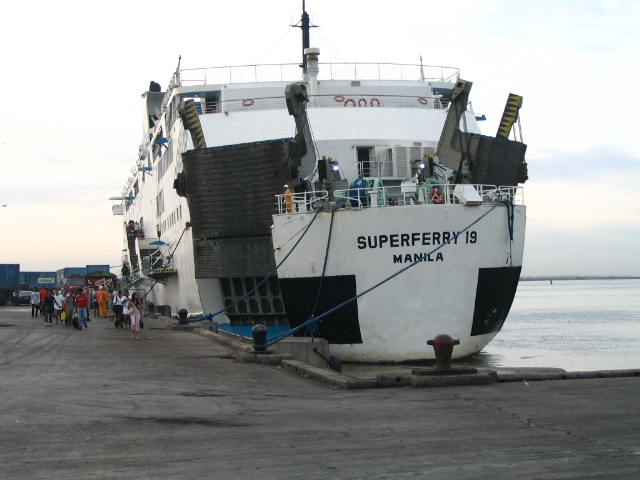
[[344, 99, 356, 107], [418, 97, 429, 105], [242, 99, 254, 107], [358, 98, 368, 107], [334, 95, 345, 102], [370, 97, 381, 107], [429, 187, 445, 204]]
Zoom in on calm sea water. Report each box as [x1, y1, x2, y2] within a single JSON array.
[[471, 278, 640, 371], [344, 279, 640, 377]]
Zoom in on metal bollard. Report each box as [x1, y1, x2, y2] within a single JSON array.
[[412, 334, 477, 376], [252, 324, 268, 352], [178, 308, 188, 323], [427, 334, 460, 370]]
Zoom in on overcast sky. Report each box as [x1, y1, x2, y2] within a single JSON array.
[[0, 0, 638, 277]]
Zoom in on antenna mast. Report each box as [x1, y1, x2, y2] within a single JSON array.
[[293, 1, 315, 73]]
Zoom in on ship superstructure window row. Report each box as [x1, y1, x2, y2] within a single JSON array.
[[158, 206, 183, 236]]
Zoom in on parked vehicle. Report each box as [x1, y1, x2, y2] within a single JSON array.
[[16, 291, 32, 306]]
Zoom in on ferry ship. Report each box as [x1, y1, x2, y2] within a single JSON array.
[[113, 5, 527, 362]]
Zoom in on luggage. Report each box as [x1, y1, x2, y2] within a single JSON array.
[[72, 317, 80, 330]]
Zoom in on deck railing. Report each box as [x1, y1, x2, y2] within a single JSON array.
[[176, 63, 460, 86], [275, 185, 523, 214]]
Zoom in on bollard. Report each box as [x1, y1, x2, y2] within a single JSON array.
[[178, 308, 188, 324], [427, 334, 460, 370], [252, 324, 268, 352], [412, 334, 477, 376]]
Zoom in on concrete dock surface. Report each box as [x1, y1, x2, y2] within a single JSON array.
[[1, 306, 639, 479]]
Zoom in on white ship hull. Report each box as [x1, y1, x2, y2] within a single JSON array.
[[272, 202, 525, 362]]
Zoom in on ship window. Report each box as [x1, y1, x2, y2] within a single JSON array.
[[261, 298, 272, 314], [273, 298, 284, 314], [244, 277, 255, 296], [268, 277, 280, 296], [237, 300, 247, 314], [220, 278, 232, 297], [224, 298, 235, 314], [156, 190, 164, 216], [257, 277, 268, 296], [249, 299, 259, 313], [233, 278, 244, 296]]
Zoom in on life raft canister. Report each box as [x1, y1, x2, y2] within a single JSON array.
[[429, 187, 445, 204]]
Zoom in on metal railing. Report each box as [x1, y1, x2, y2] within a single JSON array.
[[276, 190, 330, 214], [275, 185, 523, 214], [176, 63, 460, 86], [141, 247, 175, 276]]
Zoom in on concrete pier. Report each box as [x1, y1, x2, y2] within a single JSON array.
[[1, 306, 639, 479]]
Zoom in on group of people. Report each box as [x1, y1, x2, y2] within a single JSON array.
[[28, 285, 144, 339], [125, 220, 144, 239]]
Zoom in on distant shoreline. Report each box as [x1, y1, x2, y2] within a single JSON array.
[[521, 276, 640, 281]]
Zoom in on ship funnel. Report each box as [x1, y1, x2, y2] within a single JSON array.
[[305, 48, 320, 96]]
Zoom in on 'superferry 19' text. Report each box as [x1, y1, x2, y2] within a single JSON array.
[[356, 231, 477, 249]]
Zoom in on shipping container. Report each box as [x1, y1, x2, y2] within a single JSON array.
[[85, 265, 110, 274], [58, 267, 88, 289], [20, 272, 57, 290], [0, 264, 20, 289], [0, 264, 20, 305], [64, 267, 86, 277]]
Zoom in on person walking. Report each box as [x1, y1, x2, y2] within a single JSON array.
[[53, 290, 64, 324], [121, 290, 131, 330], [108, 289, 115, 313], [30, 288, 40, 317], [42, 290, 54, 326], [64, 291, 75, 327], [75, 288, 89, 330], [97, 286, 108, 318], [128, 292, 143, 340], [112, 290, 124, 328], [39, 285, 47, 315], [91, 288, 98, 316]]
